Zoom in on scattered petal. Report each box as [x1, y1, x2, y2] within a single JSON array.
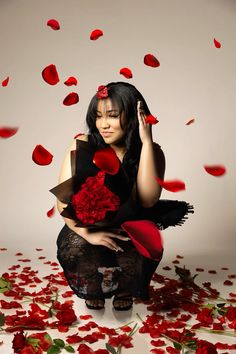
[[119, 67, 133, 79], [79, 315, 93, 320], [47, 19, 60, 30], [156, 178, 186, 192], [64, 76, 78, 86], [196, 268, 204, 272], [63, 92, 79, 106], [90, 29, 103, 40], [186, 118, 195, 125], [93, 146, 120, 175], [214, 38, 221, 48], [42, 64, 60, 85], [208, 270, 217, 274], [32, 145, 53, 165], [0, 126, 18, 138], [145, 115, 159, 124], [2, 77, 9, 87], [47, 206, 55, 218], [162, 266, 171, 270], [144, 54, 160, 67], [204, 165, 226, 177], [224, 280, 233, 286]]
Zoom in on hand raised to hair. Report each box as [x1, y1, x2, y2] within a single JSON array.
[[137, 100, 153, 144]]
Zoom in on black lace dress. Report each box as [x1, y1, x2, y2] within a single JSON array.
[[50, 136, 193, 300]]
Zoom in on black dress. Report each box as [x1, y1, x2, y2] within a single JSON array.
[[50, 136, 193, 301]]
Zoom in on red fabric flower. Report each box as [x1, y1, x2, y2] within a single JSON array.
[[63, 92, 79, 106], [0, 126, 18, 138], [12, 330, 26, 353], [119, 67, 133, 78], [96, 85, 108, 99], [144, 54, 160, 67], [196, 339, 217, 354], [90, 29, 103, 40], [47, 19, 60, 30], [71, 171, 120, 224], [42, 64, 59, 85]]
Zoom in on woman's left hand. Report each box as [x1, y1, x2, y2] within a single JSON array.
[[137, 101, 153, 144]]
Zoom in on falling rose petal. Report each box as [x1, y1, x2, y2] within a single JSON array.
[[42, 64, 60, 85], [90, 29, 103, 40], [63, 92, 79, 106], [119, 67, 133, 79], [93, 147, 120, 175], [47, 206, 55, 218], [47, 19, 60, 30], [186, 118, 195, 125], [2, 76, 9, 87], [0, 126, 18, 138], [204, 165, 226, 177], [32, 145, 53, 165], [214, 38, 221, 48], [144, 54, 160, 67], [156, 178, 186, 192], [145, 115, 159, 124], [64, 76, 78, 86]]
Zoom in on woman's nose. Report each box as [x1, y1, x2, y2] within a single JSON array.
[[101, 117, 110, 128]]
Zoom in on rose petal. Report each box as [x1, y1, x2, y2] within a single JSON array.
[[224, 280, 233, 286], [214, 38, 221, 48], [90, 29, 103, 40], [42, 64, 60, 85], [144, 54, 160, 67], [156, 178, 186, 192], [47, 19, 60, 30], [2, 76, 9, 87], [47, 206, 55, 217], [186, 118, 195, 125], [63, 92, 79, 106], [32, 145, 53, 165], [93, 147, 120, 175], [0, 127, 18, 138], [145, 115, 159, 124], [204, 165, 226, 176], [119, 67, 133, 79], [64, 76, 78, 86]]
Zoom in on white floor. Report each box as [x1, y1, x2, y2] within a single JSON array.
[[0, 244, 235, 354]]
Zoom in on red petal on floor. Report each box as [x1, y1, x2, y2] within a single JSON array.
[[42, 64, 60, 85], [156, 178, 186, 192], [186, 118, 195, 125], [90, 29, 103, 40], [223, 280, 233, 286], [64, 76, 78, 86], [79, 315, 93, 320], [32, 145, 53, 165], [93, 146, 120, 175], [204, 165, 226, 176], [2, 76, 9, 87], [0, 126, 18, 138], [145, 115, 159, 124], [151, 339, 166, 347], [229, 293, 236, 297], [162, 266, 171, 270], [214, 38, 221, 48], [176, 255, 184, 259], [196, 268, 204, 272], [36, 248, 43, 251], [208, 270, 217, 274], [47, 19, 60, 30], [228, 274, 236, 279], [63, 92, 79, 106], [221, 267, 228, 270], [144, 54, 160, 67], [119, 67, 133, 79], [47, 206, 55, 218]]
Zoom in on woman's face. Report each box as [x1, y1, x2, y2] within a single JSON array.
[[95, 98, 125, 145]]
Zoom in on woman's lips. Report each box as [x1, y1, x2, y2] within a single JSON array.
[[101, 132, 113, 137]]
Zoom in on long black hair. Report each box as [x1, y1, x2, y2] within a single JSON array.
[[86, 82, 151, 174]]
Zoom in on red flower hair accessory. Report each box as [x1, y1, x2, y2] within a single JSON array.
[[71, 171, 120, 224], [96, 85, 109, 99]]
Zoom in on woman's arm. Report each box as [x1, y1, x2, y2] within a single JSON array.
[[136, 101, 165, 208]]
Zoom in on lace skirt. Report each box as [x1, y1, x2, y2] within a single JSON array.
[[57, 224, 163, 300]]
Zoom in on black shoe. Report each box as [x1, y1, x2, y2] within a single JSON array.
[[112, 294, 133, 311], [85, 299, 105, 310]]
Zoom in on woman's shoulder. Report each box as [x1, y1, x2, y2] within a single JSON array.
[[74, 133, 89, 142]]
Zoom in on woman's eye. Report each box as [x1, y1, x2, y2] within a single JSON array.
[[109, 115, 119, 118]]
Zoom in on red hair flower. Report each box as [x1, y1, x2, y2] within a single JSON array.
[[71, 171, 120, 224], [96, 85, 108, 99]]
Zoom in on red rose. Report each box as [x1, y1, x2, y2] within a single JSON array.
[[19, 345, 40, 354], [12, 330, 26, 352], [71, 171, 120, 224], [196, 308, 213, 324], [196, 340, 217, 354], [27, 332, 52, 351], [225, 306, 236, 321], [96, 85, 109, 99], [55, 304, 77, 325]]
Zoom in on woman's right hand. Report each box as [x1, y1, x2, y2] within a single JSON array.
[[85, 230, 130, 252]]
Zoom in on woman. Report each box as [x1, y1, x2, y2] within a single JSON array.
[[50, 82, 193, 311]]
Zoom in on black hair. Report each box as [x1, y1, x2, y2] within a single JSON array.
[[85, 82, 151, 176]]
